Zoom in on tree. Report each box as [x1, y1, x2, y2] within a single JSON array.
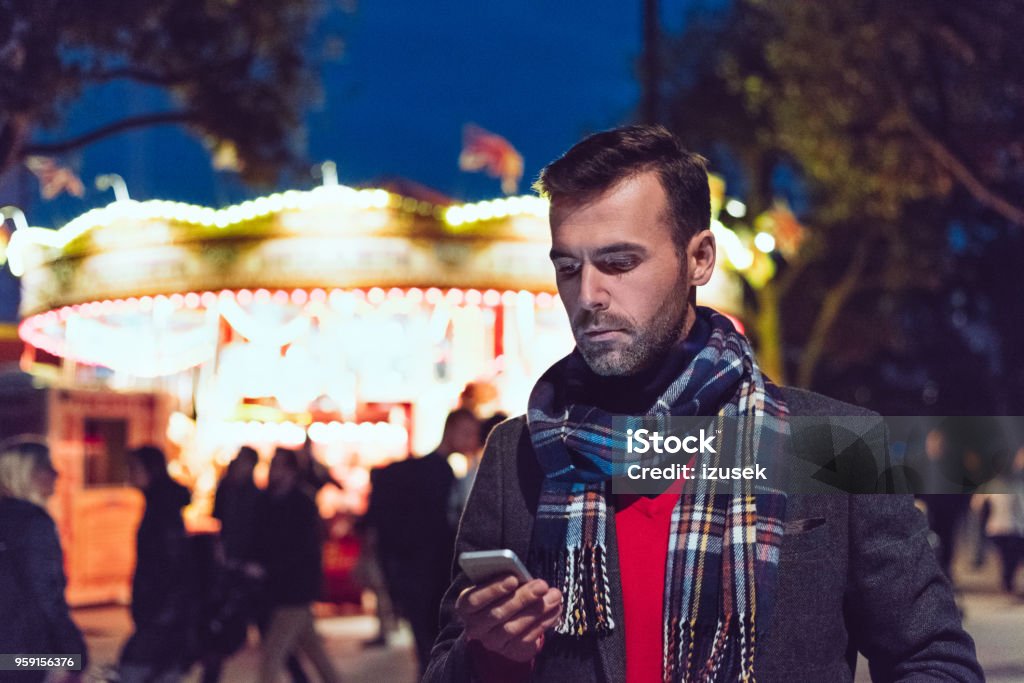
[[736, 0, 1024, 226], [663, 0, 1024, 395], [0, 0, 344, 184]]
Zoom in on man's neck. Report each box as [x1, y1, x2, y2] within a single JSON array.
[[677, 303, 697, 346]]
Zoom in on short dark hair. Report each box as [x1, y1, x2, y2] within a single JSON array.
[[272, 447, 299, 472], [534, 125, 711, 251], [226, 445, 259, 478], [234, 445, 259, 468], [130, 445, 171, 484]]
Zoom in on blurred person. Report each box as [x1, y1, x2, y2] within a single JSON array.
[[0, 437, 87, 683], [450, 412, 507, 519], [457, 381, 498, 417], [972, 464, 995, 569], [920, 496, 971, 581], [914, 428, 980, 581], [119, 445, 194, 682], [254, 448, 340, 683], [213, 445, 261, 563], [351, 516, 399, 649], [424, 125, 981, 682], [295, 436, 344, 498], [205, 446, 312, 683], [971, 447, 1024, 594], [365, 409, 479, 674]]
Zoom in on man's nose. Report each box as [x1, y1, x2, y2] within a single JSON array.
[[579, 264, 610, 311]]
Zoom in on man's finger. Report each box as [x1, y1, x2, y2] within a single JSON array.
[[456, 574, 520, 614], [484, 589, 561, 648], [518, 606, 562, 644], [485, 579, 548, 621], [465, 578, 547, 621], [462, 580, 550, 641]]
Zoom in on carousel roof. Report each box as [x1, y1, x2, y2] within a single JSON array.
[[6, 180, 749, 374], [8, 182, 553, 318]]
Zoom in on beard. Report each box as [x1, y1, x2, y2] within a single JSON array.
[[573, 288, 690, 377]]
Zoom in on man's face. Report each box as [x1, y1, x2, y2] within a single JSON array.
[[549, 172, 699, 376]]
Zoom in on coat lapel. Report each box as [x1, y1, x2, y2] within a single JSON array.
[[596, 493, 627, 682]]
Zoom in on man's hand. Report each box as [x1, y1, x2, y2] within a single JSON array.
[[456, 575, 563, 662]]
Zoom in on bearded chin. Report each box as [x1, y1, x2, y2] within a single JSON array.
[[578, 342, 634, 377], [576, 299, 689, 377]]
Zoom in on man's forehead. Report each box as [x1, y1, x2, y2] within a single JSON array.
[[548, 173, 671, 245], [548, 173, 654, 217]]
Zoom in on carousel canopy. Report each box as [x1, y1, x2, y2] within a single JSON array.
[[7, 180, 746, 376]]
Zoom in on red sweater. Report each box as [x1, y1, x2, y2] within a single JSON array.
[[613, 481, 681, 682]]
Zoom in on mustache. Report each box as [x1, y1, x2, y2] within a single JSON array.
[[572, 311, 633, 333]]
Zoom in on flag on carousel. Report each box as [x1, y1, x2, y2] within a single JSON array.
[[24, 156, 85, 200], [458, 124, 523, 195]]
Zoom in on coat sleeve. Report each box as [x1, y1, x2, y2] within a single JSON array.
[[846, 493, 983, 681], [422, 421, 515, 683], [23, 513, 88, 668]]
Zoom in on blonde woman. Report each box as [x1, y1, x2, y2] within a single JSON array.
[[0, 437, 87, 682]]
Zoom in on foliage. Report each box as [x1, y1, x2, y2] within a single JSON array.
[[0, 0, 344, 183], [662, 0, 1024, 399]]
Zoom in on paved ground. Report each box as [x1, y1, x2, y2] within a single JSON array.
[[75, 553, 1024, 683], [76, 607, 419, 683]]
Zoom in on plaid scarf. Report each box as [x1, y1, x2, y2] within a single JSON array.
[[526, 307, 788, 683]]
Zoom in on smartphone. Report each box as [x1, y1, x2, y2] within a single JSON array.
[[458, 549, 533, 584]]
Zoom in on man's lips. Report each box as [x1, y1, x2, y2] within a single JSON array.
[[581, 328, 627, 341]]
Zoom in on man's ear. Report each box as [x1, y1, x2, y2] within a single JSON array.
[[687, 229, 716, 287]]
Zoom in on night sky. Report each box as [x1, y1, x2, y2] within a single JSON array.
[[24, 1, 674, 223]]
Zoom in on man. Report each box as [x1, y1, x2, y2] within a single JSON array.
[[423, 126, 982, 682], [254, 448, 340, 683], [366, 408, 481, 674]]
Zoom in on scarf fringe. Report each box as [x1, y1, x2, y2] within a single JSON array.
[[546, 544, 614, 636], [663, 606, 758, 682]]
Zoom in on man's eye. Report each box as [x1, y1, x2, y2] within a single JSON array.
[[602, 258, 638, 272], [554, 262, 580, 276]]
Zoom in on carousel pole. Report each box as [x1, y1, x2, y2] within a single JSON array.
[[95, 173, 131, 202], [314, 161, 339, 187]]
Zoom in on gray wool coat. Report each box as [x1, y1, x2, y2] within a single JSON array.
[[423, 387, 984, 682]]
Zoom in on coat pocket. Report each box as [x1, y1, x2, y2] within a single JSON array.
[[781, 516, 828, 556]]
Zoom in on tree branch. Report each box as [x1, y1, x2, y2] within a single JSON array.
[[903, 110, 1024, 225], [879, 41, 1024, 226], [20, 111, 201, 157], [775, 244, 816, 298], [795, 235, 874, 389], [82, 56, 250, 87], [83, 66, 196, 86]]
